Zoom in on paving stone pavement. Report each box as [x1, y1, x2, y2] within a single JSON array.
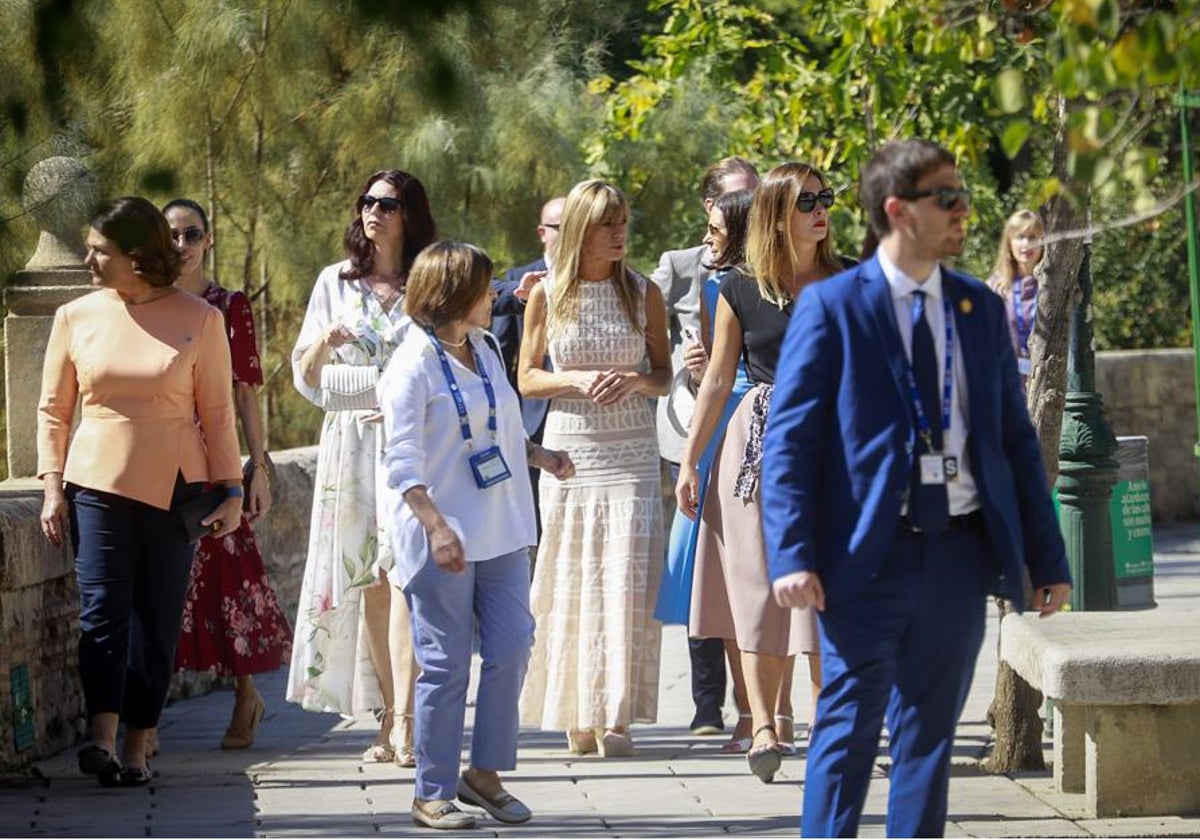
[[3, 524, 1200, 838]]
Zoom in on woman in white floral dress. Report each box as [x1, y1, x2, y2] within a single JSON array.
[[287, 170, 436, 763], [518, 180, 671, 757]]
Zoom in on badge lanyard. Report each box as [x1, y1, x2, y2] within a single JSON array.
[[903, 294, 954, 456], [1013, 276, 1036, 357], [425, 327, 497, 450], [425, 327, 512, 489]]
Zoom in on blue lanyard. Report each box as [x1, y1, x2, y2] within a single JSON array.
[[904, 293, 954, 454], [424, 327, 497, 450], [1013, 276, 1036, 354]]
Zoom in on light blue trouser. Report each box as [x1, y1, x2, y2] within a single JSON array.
[[405, 548, 534, 801]]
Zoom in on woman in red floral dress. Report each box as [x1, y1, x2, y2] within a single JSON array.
[[164, 198, 292, 749]]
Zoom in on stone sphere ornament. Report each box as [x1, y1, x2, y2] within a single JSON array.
[[22, 156, 99, 269]]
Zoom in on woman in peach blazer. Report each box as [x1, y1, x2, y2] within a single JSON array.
[[37, 197, 242, 788]]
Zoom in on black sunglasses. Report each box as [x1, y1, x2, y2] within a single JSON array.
[[170, 227, 205, 245], [796, 189, 836, 213], [897, 187, 971, 212], [358, 194, 403, 215]]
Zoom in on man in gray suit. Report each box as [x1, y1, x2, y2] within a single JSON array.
[[651, 156, 758, 734]]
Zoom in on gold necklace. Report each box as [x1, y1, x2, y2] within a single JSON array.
[[438, 335, 469, 349]]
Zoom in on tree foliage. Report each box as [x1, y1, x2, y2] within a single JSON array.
[[1, 0, 1198, 457]]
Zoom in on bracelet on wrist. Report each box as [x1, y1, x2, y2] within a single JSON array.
[[225, 485, 245, 499]]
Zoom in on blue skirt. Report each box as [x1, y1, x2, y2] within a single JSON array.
[[654, 376, 752, 625]]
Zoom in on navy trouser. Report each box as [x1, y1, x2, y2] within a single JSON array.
[[68, 476, 201, 728], [801, 519, 992, 838]]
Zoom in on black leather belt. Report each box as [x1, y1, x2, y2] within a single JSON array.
[[899, 509, 984, 534]]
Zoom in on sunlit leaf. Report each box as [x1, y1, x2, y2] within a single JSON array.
[[995, 68, 1027, 113]]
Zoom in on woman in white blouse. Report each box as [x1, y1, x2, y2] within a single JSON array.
[[380, 241, 573, 831]]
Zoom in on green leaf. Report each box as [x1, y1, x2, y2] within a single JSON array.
[[1000, 119, 1031, 158], [994, 68, 1027, 114]]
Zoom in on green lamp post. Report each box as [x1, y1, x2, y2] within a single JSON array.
[[1055, 224, 1119, 611]]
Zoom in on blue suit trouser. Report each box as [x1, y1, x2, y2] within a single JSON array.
[[69, 477, 201, 728], [406, 548, 534, 801], [801, 521, 992, 838]]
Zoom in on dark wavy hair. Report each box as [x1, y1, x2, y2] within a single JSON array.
[[90, 197, 182, 288], [162, 197, 209, 232], [708, 188, 753, 270], [339, 170, 436, 281]]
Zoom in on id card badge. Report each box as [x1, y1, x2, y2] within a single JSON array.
[[1017, 356, 1033, 376], [919, 454, 946, 485], [469, 446, 513, 489], [942, 455, 959, 482]]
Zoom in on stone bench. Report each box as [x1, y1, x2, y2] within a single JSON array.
[[999, 610, 1200, 818]]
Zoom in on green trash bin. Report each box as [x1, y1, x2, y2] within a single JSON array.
[[1110, 435, 1156, 610], [1050, 435, 1156, 609]]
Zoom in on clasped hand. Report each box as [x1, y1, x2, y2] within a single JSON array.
[[574, 369, 636, 405]]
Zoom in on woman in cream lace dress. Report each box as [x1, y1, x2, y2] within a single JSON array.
[[518, 180, 671, 756]]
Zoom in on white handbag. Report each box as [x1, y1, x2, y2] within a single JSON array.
[[320, 364, 379, 411], [664, 367, 698, 437]]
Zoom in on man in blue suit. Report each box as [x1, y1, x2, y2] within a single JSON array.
[[761, 139, 1072, 838]]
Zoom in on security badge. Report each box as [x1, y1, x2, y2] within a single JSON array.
[[919, 453, 959, 485], [469, 446, 513, 488]]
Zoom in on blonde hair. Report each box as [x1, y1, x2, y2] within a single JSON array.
[[744, 162, 844, 308], [990, 209, 1045, 295], [547, 179, 642, 338]]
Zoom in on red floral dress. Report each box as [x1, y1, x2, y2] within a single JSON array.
[[174, 283, 292, 677]]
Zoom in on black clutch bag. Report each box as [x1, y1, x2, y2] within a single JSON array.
[[174, 487, 227, 543]]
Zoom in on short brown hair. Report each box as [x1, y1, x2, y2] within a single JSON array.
[[404, 241, 494, 328], [90, 196, 182, 287], [701, 156, 759, 203], [859, 140, 956, 237]]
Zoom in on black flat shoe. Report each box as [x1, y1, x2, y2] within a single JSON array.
[[118, 765, 154, 787], [77, 745, 116, 775], [97, 761, 123, 788]]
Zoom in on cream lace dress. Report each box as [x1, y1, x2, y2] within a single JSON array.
[[520, 276, 664, 731]]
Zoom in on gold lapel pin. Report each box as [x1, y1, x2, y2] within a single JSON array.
[[959, 298, 973, 315]]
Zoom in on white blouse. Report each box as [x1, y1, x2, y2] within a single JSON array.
[[379, 326, 537, 588]]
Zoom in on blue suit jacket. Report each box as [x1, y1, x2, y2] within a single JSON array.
[[760, 256, 1070, 609]]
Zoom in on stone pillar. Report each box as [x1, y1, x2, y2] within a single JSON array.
[[4, 156, 97, 479]]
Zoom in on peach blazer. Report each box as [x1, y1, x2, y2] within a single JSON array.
[[37, 288, 242, 510]]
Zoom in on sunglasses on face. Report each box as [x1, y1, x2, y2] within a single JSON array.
[[897, 187, 971, 212], [796, 189, 836, 213], [358, 194, 403, 215], [170, 227, 205, 245]]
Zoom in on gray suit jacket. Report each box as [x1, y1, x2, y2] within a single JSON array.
[[649, 244, 713, 463]]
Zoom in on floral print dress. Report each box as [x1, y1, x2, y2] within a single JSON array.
[[175, 283, 292, 677], [285, 262, 410, 714]]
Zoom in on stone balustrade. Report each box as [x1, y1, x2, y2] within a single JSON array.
[[0, 447, 316, 771]]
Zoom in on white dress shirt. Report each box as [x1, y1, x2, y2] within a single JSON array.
[[379, 326, 537, 589], [877, 248, 980, 515]]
